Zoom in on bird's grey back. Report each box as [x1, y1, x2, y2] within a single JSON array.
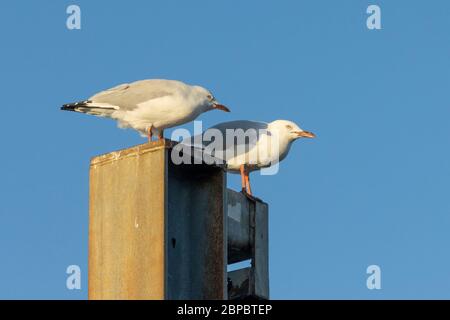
[[89, 79, 187, 111], [180, 120, 270, 162], [209, 120, 268, 134]]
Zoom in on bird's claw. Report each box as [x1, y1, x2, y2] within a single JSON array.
[[241, 188, 260, 202]]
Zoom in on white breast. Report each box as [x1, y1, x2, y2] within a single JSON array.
[[226, 133, 283, 172], [113, 95, 201, 134]]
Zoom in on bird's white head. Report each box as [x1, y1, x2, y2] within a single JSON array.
[[269, 120, 316, 141], [193, 86, 230, 113]]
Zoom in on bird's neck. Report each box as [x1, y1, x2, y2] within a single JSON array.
[[264, 131, 292, 162], [276, 137, 293, 162]]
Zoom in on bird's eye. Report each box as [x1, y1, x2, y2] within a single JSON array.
[[207, 94, 213, 100], [286, 125, 293, 130]]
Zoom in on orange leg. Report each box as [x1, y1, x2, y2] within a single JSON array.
[[240, 165, 246, 192], [147, 126, 154, 143], [245, 171, 252, 196], [158, 129, 164, 141], [239, 165, 252, 195]]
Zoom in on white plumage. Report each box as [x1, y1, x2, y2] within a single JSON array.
[[62, 79, 230, 138], [180, 120, 315, 195]]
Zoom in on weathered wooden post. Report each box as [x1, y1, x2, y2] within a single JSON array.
[[88, 140, 269, 300]]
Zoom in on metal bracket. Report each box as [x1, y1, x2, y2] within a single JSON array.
[[226, 189, 269, 300]]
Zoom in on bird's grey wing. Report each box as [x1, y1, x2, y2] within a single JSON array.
[[209, 120, 268, 135], [179, 120, 270, 162], [89, 80, 175, 111], [209, 120, 269, 160]]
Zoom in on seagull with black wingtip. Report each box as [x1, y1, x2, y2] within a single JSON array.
[[62, 79, 230, 141]]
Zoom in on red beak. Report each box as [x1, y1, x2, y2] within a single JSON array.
[[295, 131, 316, 138], [213, 104, 231, 112]]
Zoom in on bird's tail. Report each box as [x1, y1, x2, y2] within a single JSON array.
[[61, 100, 117, 117]]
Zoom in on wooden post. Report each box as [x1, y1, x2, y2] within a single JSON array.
[[88, 140, 227, 300]]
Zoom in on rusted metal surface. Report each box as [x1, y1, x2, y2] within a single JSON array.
[[228, 267, 251, 300], [226, 189, 269, 300], [253, 200, 269, 299], [166, 160, 227, 299], [89, 140, 168, 300], [227, 190, 252, 263], [89, 140, 227, 300]]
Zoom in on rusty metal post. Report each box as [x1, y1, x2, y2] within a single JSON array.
[[88, 140, 227, 300]]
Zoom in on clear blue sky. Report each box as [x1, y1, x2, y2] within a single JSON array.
[[0, 0, 449, 299]]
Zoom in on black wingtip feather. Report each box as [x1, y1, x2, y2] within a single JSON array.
[[61, 100, 92, 111], [61, 104, 77, 111]]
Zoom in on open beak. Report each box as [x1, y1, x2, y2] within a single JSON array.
[[213, 103, 231, 112], [295, 130, 316, 138]]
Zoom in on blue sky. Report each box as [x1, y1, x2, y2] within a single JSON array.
[[0, 0, 449, 299]]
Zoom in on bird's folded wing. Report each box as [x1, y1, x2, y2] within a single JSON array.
[[89, 80, 175, 111], [179, 120, 270, 162]]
